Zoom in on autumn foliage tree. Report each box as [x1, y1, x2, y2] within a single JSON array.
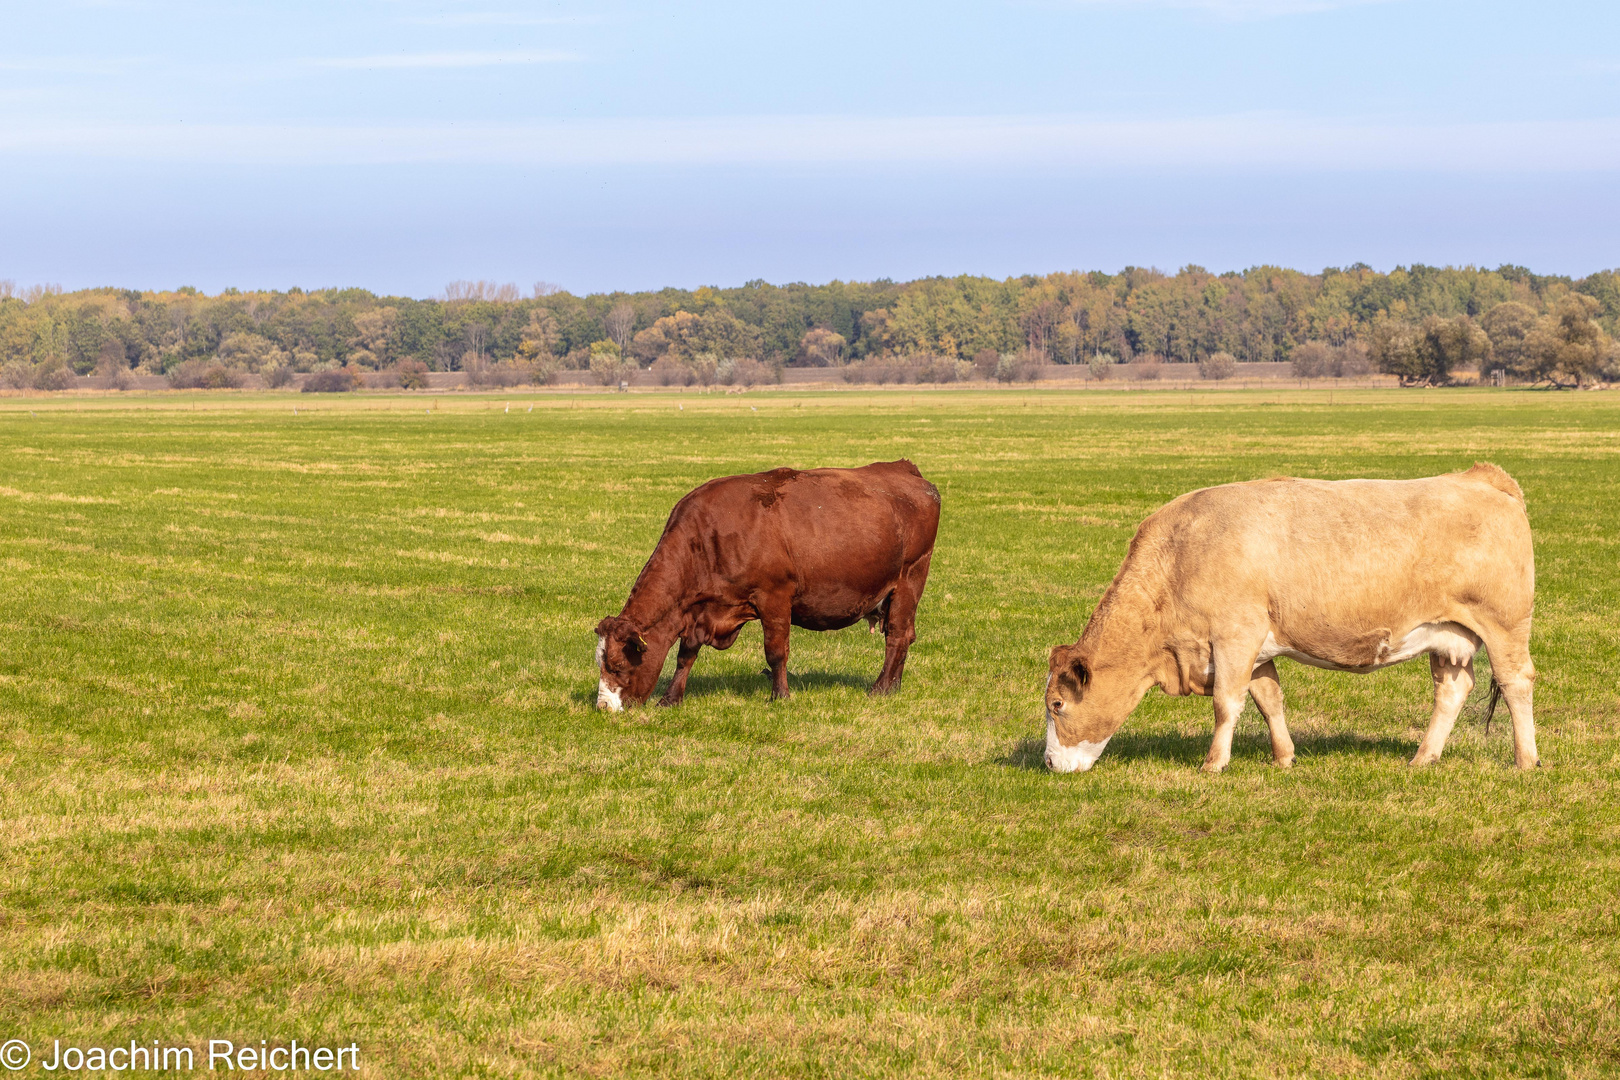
[[1478, 301, 1537, 377], [629, 309, 764, 367], [1371, 315, 1489, 386], [348, 307, 397, 368], [1521, 295, 1613, 387], [793, 328, 846, 366], [1199, 350, 1236, 380]]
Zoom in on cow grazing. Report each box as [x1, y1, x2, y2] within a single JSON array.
[[1044, 464, 1539, 774], [595, 460, 940, 709]]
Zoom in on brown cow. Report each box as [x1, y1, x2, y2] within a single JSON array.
[[595, 460, 940, 709], [1044, 464, 1539, 773]]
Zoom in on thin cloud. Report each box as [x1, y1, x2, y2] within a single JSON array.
[[0, 56, 145, 75], [400, 13, 604, 26], [304, 50, 578, 70], [1052, 0, 1400, 17], [6, 113, 1619, 173]]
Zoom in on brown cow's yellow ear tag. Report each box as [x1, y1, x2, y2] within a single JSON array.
[[635, 634, 648, 649]]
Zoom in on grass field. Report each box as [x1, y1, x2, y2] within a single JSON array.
[[1, 387, 1618, 1078]]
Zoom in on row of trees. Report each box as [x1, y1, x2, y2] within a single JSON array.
[[1363, 297, 1617, 387], [1, 265, 1616, 389]]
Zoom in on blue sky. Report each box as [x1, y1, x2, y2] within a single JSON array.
[[2, 0, 1617, 296]]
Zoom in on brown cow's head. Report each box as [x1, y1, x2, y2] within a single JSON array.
[[1044, 644, 1134, 772], [595, 616, 659, 710]]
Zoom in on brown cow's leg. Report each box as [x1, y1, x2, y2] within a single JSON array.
[[871, 553, 931, 696], [1203, 642, 1260, 773], [757, 596, 793, 701], [1248, 660, 1294, 768], [1410, 653, 1474, 766], [658, 639, 702, 707], [1478, 626, 1539, 768]]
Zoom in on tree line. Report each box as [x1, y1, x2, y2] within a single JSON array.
[[1, 263, 1616, 390]]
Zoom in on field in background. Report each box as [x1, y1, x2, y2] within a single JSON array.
[[1, 387, 1617, 1078]]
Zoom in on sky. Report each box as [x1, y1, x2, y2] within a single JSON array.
[[2, 0, 1617, 296]]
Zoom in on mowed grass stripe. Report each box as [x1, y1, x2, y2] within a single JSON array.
[[0, 388, 1617, 1077]]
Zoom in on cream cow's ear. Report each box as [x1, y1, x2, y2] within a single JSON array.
[[1048, 646, 1090, 695], [1047, 643, 1076, 670], [1067, 655, 1090, 689]]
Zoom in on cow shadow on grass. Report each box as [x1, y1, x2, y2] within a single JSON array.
[[996, 730, 1415, 771], [678, 669, 875, 701], [570, 669, 876, 708]]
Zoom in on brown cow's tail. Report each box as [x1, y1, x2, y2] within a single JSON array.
[[1483, 674, 1502, 736]]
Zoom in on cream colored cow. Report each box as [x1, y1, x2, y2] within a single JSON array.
[[1045, 464, 1538, 773]]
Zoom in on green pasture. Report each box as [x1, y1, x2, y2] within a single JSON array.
[[1, 387, 1617, 1078]]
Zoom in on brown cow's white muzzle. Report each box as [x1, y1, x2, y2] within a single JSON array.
[[595, 636, 624, 711]]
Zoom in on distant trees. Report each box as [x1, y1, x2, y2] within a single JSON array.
[[516, 308, 559, 365], [302, 369, 359, 393], [629, 309, 763, 367], [1478, 301, 1537, 377], [729, 358, 772, 386], [1356, 307, 1607, 388], [1370, 315, 1488, 386], [348, 307, 397, 368], [96, 342, 134, 389], [31, 357, 75, 391], [841, 354, 974, 384], [995, 348, 1045, 383], [1520, 295, 1614, 387], [168, 359, 244, 389], [603, 304, 636, 351], [794, 328, 846, 367], [1422, 316, 1492, 382], [217, 332, 289, 373], [444, 281, 521, 303], [588, 340, 635, 386], [1198, 350, 1236, 380], [1291, 340, 1371, 379], [0, 264, 1617, 391], [1290, 342, 1336, 378], [650, 354, 694, 386], [395, 359, 429, 390]]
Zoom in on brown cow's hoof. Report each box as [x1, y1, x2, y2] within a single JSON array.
[[1273, 756, 1294, 769]]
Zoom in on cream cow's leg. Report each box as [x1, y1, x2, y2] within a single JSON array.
[[1248, 659, 1294, 768], [1410, 652, 1474, 766], [1204, 641, 1261, 774], [1478, 625, 1539, 768]]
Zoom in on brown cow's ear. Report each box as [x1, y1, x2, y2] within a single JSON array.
[[621, 623, 648, 657]]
